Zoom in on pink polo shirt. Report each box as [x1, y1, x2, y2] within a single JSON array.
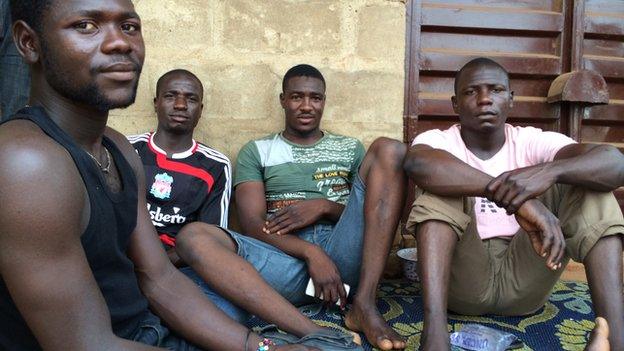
[[412, 124, 576, 239]]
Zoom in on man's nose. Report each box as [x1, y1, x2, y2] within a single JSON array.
[[300, 97, 313, 111], [174, 96, 187, 110], [101, 25, 132, 54], [477, 90, 493, 105]]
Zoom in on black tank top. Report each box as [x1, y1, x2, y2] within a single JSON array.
[[0, 106, 150, 350]]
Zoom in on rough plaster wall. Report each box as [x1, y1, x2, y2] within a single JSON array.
[[110, 0, 406, 162]]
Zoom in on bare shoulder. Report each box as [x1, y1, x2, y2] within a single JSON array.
[[0, 120, 83, 183], [0, 120, 86, 241]]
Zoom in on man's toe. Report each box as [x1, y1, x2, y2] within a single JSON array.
[[393, 339, 406, 349], [376, 337, 394, 350]]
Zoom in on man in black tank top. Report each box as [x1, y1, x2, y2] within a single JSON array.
[[0, 1, 350, 350]]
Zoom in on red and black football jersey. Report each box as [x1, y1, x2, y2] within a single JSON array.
[[128, 132, 231, 247]]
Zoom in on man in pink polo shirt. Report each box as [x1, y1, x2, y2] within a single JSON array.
[[404, 57, 624, 350]]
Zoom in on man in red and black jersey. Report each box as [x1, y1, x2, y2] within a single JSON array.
[[128, 69, 231, 266]]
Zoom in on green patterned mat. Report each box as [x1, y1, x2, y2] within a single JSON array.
[[251, 280, 596, 350]]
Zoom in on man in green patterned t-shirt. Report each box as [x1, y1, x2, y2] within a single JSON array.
[[176, 64, 408, 351], [236, 131, 365, 214]]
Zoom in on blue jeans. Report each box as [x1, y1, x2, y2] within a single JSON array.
[[131, 312, 203, 350], [181, 175, 366, 322]]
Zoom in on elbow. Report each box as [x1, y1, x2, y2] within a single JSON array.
[[136, 263, 177, 304], [615, 150, 624, 188], [403, 154, 421, 179], [602, 145, 624, 187], [403, 153, 429, 185], [592, 144, 624, 190]]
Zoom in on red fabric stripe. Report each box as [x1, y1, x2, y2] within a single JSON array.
[[148, 141, 215, 193], [159, 234, 176, 247]]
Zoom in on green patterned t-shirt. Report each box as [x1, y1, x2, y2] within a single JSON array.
[[234, 132, 365, 213]]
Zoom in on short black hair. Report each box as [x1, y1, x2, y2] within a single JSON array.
[[282, 64, 326, 92], [10, 0, 53, 34], [155, 69, 204, 97], [454, 57, 509, 94]]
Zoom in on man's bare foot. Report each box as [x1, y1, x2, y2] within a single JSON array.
[[585, 317, 610, 351], [344, 301, 406, 350]]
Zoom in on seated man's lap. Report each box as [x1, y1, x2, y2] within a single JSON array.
[[226, 229, 310, 304], [216, 174, 367, 306], [409, 184, 624, 315]]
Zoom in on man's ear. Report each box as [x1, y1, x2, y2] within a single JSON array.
[[451, 95, 459, 114], [12, 20, 40, 65], [279, 92, 286, 108], [509, 90, 514, 108]]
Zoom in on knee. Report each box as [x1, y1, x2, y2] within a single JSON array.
[[176, 223, 226, 261], [415, 220, 455, 241], [368, 137, 407, 168]]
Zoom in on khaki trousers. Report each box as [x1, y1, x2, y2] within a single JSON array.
[[406, 184, 624, 316]]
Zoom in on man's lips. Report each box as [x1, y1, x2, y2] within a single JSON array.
[[298, 114, 316, 121], [99, 62, 139, 81], [477, 111, 498, 118], [169, 114, 189, 123]]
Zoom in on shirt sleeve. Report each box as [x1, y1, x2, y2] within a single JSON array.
[[198, 158, 232, 228], [234, 141, 264, 187], [411, 129, 451, 151], [524, 128, 577, 164]]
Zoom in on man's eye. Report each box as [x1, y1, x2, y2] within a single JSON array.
[[465, 90, 475, 95], [122, 23, 140, 33], [75, 22, 97, 31], [291, 95, 301, 100]]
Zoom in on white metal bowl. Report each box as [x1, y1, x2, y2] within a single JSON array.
[[397, 247, 419, 282]]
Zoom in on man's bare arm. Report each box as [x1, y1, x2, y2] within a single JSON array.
[[486, 143, 624, 214], [0, 125, 159, 351], [264, 199, 344, 235], [551, 143, 624, 190], [403, 144, 493, 196]]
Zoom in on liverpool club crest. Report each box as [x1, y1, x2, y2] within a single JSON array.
[[150, 172, 174, 199]]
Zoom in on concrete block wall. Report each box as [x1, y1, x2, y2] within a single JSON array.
[[110, 0, 407, 161]]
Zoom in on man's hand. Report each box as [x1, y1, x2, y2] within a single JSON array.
[[514, 199, 565, 270], [486, 164, 556, 215], [304, 246, 347, 309], [263, 199, 332, 235]]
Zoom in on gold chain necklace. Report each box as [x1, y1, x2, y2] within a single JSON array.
[[86, 147, 111, 173]]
